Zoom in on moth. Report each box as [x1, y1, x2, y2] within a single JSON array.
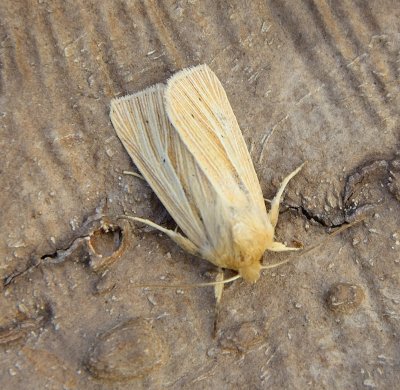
[[110, 64, 303, 294]]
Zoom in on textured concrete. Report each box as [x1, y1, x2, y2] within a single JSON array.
[[1, 1, 399, 389]]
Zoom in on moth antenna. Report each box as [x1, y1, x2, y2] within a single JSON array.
[[261, 259, 290, 270], [261, 218, 366, 270], [328, 218, 366, 237], [300, 218, 366, 256], [127, 274, 242, 290]]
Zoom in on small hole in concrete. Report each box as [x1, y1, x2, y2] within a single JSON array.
[[89, 226, 122, 258]]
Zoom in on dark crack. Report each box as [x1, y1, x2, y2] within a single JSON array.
[[40, 235, 89, 264], [3, 213, 106, 288], [3, 234, 90, 288], [288, 204, 337, 227]]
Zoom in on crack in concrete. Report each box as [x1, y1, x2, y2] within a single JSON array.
[[3, 234, 90, 288], [3, 213, 106, 288], [287, 204, 337, 227]]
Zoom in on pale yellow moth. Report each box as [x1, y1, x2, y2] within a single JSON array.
[[110, 64, 303, 295]]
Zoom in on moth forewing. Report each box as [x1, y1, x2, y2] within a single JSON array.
[[165, 65, 267, 215], [110, 84, 207, 252], [165, 65, 275, 281]]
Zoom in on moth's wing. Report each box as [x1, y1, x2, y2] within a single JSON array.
[[165, 64, 266, 213], [110, 84, 207, 248]]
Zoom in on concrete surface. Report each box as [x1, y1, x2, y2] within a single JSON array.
[[1, 1, 399, 389]]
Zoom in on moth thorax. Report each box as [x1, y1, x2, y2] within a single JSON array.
[[232, 221, 269, 283]]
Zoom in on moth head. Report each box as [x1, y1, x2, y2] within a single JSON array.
[[233, 220, 273, 283], [238, 261, 262, 283]]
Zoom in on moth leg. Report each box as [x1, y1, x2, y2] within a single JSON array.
[[268, 241, 301, 252], [123, 171, 146, 181], [121, 216, 200, 257], [268, 163, 305, 228], [214, 269, 225, 306], [213, 268, 224, 337]]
